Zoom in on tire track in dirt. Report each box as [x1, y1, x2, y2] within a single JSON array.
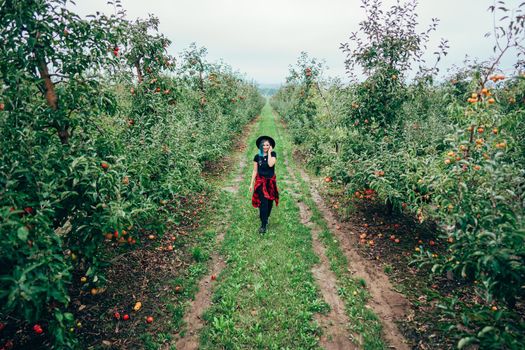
[[292, 150, 410, 349], [171, 116, 260, 350], [273, 108, 410, 350], [296, 196, 359, 350], [275, 116, 358, 349]]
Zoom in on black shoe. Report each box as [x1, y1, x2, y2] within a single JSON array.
[[259, 225, 267, 234]]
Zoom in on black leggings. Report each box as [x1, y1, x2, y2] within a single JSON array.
[[256, 186, 273, 226]]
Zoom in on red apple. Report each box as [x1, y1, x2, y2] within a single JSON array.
[[33, 324, 43, 334], [24, 207, 34, 215]]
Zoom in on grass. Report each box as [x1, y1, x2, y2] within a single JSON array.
[[198, 103, 325, 349], [197, 102, 387, 349], [270, 106, 386, 349]]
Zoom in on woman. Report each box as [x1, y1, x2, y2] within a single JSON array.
[[249, 135, 279, 234]]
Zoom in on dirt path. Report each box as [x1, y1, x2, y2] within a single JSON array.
[[282, 139, 410, 348], [172, 106, 410, 349], [172, 116, 259, 350], [295, 191, 359, 349], [273, 109, 410, 350], [277, 131, 358, 349], [299, 166, 410, 350], [302, 202, 358, 349]]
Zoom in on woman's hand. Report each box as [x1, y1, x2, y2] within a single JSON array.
[[249, 184, 253, 193], [268, 145, 273, 153]]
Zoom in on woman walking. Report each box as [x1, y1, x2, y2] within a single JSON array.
[[249, 135, 279, 234]]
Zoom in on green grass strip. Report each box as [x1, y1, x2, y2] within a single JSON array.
[[270, 107, 386, 349], [199, 102, 329, 349], [196, 101, 387, 349], [138, 120, 255, 349]]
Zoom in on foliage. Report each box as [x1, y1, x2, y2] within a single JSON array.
[[339, 0, 448, 130], [0, 0, 264, 347], [271, 0, 525, 348]]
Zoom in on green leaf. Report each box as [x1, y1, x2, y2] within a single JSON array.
[[478, 326, 495, 337], [17, 226, 29, 241], [457, 337, 476, 349]]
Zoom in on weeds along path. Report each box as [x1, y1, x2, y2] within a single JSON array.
[[272, 108, 411, 350], [193, 101, 369, 350], [174, 101, 401, 349], [171, 116, 260, 350], [192, 102, 332, 348], [270, 110, 357, 349]]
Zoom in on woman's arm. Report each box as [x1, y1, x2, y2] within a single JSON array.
[[268, 151, 276, 167], [250, 161, 257, 190]]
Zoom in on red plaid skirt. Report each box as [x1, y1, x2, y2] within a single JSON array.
[[252, 173, 279, 208]]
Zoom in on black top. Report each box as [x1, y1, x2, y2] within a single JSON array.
[[254, 151, 277, 178]]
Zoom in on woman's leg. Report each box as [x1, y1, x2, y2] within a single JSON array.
[[267, 200, 273, 218], [257, 186, 269, 227]]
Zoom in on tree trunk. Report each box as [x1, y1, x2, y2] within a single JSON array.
[[38, 57, 69, 144], [37, 59, 58, 110], [135, 61, 143, 83], [198, 60, 205, 95]]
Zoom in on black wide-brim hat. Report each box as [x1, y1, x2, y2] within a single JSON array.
[[256, 135, 276, 148]]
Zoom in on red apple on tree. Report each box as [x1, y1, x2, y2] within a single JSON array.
[[33, 324, 43, 334]]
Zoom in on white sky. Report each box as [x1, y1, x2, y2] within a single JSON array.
[[73, 0, 520, 85]]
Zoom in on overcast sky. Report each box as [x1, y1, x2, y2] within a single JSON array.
[[73, 0, 519, 85]]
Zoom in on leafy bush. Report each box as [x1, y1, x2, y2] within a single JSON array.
[[271, 0, 525, 347], [0, 0, 264, 347]]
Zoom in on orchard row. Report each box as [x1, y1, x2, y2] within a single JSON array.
[[0, 0, 264, 348], [271, 1, 524, 348]]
